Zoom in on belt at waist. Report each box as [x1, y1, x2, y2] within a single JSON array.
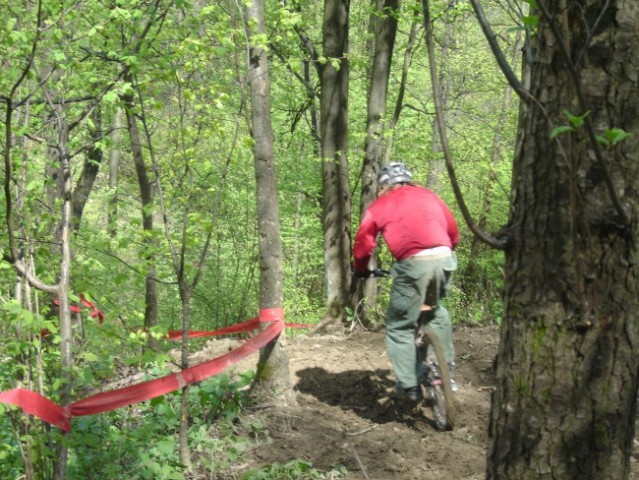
[[408, 246, 451, 261]]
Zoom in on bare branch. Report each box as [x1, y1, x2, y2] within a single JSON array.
[[271, 44, 318, 99], [468, 0, 533, 104], [3, 256, 58, 294], [73, 241, 178, 285], [422, 0, 508, 250], [280, 0, 322, 79]]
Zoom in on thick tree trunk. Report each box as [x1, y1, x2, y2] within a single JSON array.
[[246, 0, 294, 405], [320, 0, 352, 323], [488, 2, 639, 479]]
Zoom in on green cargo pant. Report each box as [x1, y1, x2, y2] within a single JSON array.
[[386, 252, 456, 389]]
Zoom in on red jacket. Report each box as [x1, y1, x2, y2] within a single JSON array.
[[353, 185, 459, 273]]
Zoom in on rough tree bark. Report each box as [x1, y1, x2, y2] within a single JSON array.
[[488, 2, 639, 478], [320, 0, 352, 325]]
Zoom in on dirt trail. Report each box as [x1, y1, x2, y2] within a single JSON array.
[[195, 325, 496, 479], [195, 325, 639, 479]]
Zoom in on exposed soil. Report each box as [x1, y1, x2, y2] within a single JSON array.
[[194, 325, 497, 479], [191, 325, 639, 480]]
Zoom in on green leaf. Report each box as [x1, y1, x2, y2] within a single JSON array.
[[103, 90, 118, 104], [603, 128, 631, 145], [564, 109, 590, 128], [155, 439, 175, 456], [81, 351, 99, 362], [25, 180, 40, 192], [550, 125, 575, 139]]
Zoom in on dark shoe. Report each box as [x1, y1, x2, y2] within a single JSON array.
[[395, 384, 422, 401]]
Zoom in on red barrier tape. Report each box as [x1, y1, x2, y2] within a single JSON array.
[[47, 298, 309, 340], [53, 294, 105, 324], [165, 317, 260, 340], [0, 389, 71, 429], [166, 319, 312, 340], [0, 308, 291, 431]]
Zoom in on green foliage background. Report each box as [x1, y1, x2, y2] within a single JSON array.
[[0, 0, 518, 477]]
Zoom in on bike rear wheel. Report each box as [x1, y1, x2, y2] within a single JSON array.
[[421, 330, 455, 431]]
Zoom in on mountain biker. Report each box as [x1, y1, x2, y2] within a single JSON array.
[[352, 161, 460, 401]]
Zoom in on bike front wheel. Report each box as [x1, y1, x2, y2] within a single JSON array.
[[422, 330, 456, 431]]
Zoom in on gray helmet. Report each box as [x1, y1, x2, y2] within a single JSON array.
[[378, 162, 413, 186]]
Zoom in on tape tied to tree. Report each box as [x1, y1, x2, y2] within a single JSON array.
[[0, 308, 308, 431]]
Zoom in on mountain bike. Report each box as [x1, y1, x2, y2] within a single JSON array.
[[356, 268, 456, 431]]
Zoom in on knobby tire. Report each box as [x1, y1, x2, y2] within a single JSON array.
[[423, 330, 456, 431]]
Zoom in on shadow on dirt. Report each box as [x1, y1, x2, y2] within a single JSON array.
[[295, 366, 439, 431]]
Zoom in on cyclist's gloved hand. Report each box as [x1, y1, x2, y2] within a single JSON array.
[[352, 268, 372, 278]]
